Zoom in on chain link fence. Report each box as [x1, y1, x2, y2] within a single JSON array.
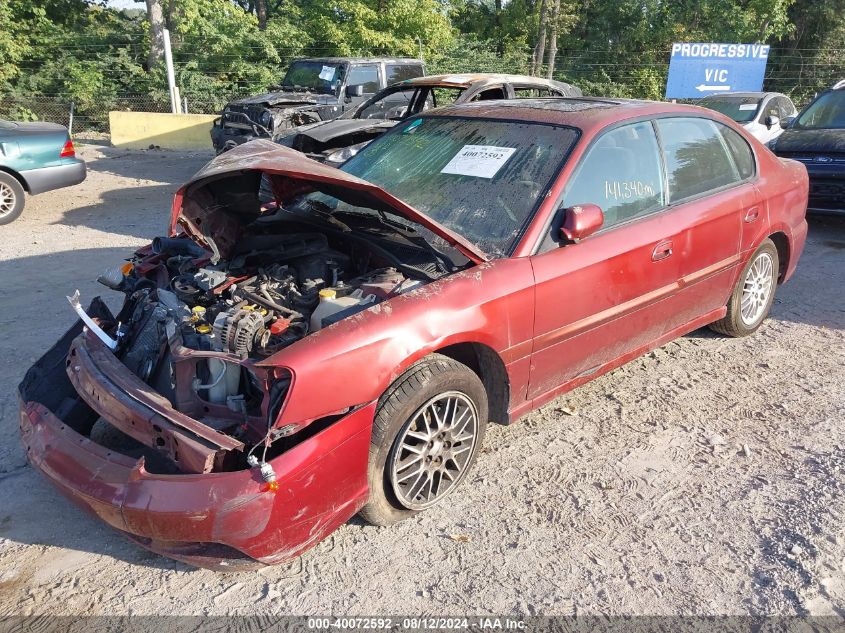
[[2, 48, 843, 137]]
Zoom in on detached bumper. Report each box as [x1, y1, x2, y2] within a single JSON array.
[[21, 159, 86, 195], [20, 395, 374, 570]]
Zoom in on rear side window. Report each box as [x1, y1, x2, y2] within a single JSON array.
[[562, 121, 665, 229], [655, 118, 739, 203], [513, 87, 561, 98], [386, 64, 423, 85], [347, 65, 380, 94], [719, 125, 755, 180]]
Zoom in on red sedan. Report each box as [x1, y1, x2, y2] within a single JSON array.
[[19, 98, 808, 569]]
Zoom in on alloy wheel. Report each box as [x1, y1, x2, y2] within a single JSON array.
[[389, 391, 479, 510], [0, 182, 16, 217], [740, 251, 774, 326]]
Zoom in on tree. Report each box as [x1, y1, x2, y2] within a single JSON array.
[[145, 0, 166, 68], [545, 0, 560, 79], [530, 0, 548, 76]]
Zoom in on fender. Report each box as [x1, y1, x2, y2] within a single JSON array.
[[258, 258, 536, 431]]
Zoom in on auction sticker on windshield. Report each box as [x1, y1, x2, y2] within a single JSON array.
[[441, 145, 516, 179], [319, 65, 336, 81]]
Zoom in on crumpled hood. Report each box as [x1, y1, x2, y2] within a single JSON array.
[[774, 128, 845, 154], [297, 119, 397, 144], [227, 90, 334, 108], [170, 140, 487, 264]]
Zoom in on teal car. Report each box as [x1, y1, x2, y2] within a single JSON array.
[[0, 120, 87, 225]]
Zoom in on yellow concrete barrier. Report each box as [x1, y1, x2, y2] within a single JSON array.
[[109, 111, 218, 150]]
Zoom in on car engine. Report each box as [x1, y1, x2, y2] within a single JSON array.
[[94, 230, 424, 419]]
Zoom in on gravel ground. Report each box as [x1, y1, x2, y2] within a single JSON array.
[[0, 145, 844, 617]]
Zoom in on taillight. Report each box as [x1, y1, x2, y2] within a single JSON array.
[[60, 138, 75, 158]]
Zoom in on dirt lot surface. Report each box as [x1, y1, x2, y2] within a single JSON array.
[[0, 145, 844, 617]]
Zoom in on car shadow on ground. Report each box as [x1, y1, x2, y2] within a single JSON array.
[[50, 146, 211, 237]]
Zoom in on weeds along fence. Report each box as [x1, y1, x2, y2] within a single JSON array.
[[2, 44, 843, 135]]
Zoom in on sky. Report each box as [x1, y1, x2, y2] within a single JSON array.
[[107, 0, 143, 9]]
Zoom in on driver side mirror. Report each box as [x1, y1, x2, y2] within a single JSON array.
[[560, 204, 604, 242], [780, 116, 795, 129], [765, 114, 780, 129], [346, 84, 364, 98]]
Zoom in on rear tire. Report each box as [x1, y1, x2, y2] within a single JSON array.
[[359, 354, 488, 526], [0, 172, 25, 225], [709, 238, 778, 337]]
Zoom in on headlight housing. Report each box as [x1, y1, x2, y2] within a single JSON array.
[[325, 141, 370, 165], [259, 110, 273, 129]]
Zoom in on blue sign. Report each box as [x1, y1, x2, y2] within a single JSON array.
[[665, 43, 770, 99]]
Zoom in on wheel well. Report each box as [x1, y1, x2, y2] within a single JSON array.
[[0, 166, 29, 193], [768, 231, 789, 282], [435, 342, 510, 425]]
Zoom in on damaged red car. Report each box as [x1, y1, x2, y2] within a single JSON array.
[[19, 98, 808, 570]]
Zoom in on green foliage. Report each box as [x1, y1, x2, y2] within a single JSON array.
[[1, 0, 842, 130]]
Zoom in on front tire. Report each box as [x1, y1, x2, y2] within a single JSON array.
[[0, 172, 25, 225], [359, 354, 488, 526], [709, 238, 779, 337]]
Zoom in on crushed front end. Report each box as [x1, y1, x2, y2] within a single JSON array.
[[18, 142, 476, 568]]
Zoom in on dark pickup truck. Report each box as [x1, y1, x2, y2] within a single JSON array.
[[210, 57, 425, 153]]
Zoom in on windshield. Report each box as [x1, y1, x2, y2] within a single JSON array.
[[699, 96, 762, 122], [796, 90, 845, 129], [302, 116, 578, 257], [280, 61, 344, 94]]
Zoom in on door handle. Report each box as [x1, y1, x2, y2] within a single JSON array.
[[652, 239, 673, 262], [744, 206, 760, 223]]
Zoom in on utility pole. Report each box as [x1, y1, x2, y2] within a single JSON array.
[[163, 28, 181, 114]]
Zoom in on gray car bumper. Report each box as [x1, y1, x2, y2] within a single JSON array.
[[21, 160, 86, 195]]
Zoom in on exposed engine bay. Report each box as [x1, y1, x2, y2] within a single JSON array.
[[49, 150, 480, 477]]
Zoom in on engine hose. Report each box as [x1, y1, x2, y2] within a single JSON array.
[[192, 362, 228, 390], [240, 288, 303, 320]]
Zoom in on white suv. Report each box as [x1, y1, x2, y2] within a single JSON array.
[[698, 92, 798, 144]]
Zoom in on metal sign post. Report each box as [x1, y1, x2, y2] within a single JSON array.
[[163, 28, 181, 114], [665, 43, 770, 99]]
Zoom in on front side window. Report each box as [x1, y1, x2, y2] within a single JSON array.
[[796, 90, 845, 129], [655, 117, 739, 203], [759, 98, 780, 124], [562, 121, 665, 229], [308, 116, 579, 257], [347, 65, 380, 94], [355, 87, 417, 120]]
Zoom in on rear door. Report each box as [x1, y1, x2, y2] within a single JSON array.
[[528, 120, 687, 399], [652, 117, 753, 324]]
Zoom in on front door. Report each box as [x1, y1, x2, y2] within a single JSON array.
[[528, 120, 687, 400]]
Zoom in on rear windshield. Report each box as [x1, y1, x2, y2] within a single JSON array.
[[796, 90, 845, 129], [333, 116, 579, 257], [699, 96, 762, 123]]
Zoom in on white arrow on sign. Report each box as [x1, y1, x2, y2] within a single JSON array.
[[696, 84, 731, 92]]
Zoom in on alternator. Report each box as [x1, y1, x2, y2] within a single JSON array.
[[213, 308, 265, 356]]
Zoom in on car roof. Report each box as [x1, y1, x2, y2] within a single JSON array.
[[833, 80, 845, 90], [400, 73, 575, 91], [297, 57, 423, 64], [422, 97, 700, 132]]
